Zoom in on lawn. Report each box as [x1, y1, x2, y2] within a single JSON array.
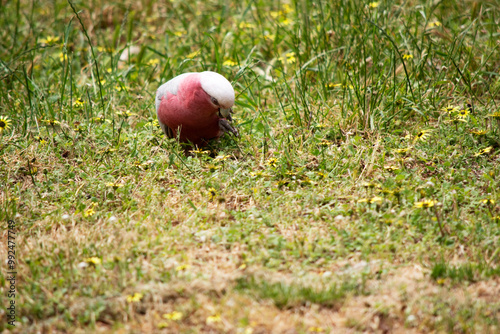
[[1, 0, 500, 333]]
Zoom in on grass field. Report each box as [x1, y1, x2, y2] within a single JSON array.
[[1, 0, 500, 332]]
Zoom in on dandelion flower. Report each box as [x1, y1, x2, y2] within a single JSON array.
[[0, 116, 12, 133], [84, 257, 102, 265], [106, 182, 124, 190], [481, 198, 495, 205], [441, 105, 458, 114], [214, 154, 231, 162], [402, 54, 413, 60], [40, 35, 60, 45], [175, 264, 191, 271], [206, 314, 222, 324], [83, 208, 95, 217], [319, 139, 333, 147], [487, 111, 500, 119], [126, 292, 143, 303], [266, 157, 277, 168], [428, 21, 441, 28], [279, 52, 296, 64], [361, 182, 379, 189], [414, 129, 432, 143], [146, 59, 160, 66], [163, 311, 183, 321], [190, 148, 210, 155], [457, 109, 469, 119], [186, 50, 201, 59], [73, 98, 85, 108], [41, 119, 61, 126], [474, 146, 493, 157], [414, 199, 437, 208], [223, 59, 238, 67], [207, 164, 220, 172], [469, 129, 487, 136], [239, 22, 255, 29], [384, 165, 400, 172], [326, 83, 342, 88], [358, 196, 383, 204], [207, 188, 217, 200]]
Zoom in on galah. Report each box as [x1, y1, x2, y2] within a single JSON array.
[[155, 71, 238, 146]]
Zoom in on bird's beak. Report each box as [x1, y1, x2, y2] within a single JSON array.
[[219, 107, 233, 121]]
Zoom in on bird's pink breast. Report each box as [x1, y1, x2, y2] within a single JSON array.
[[157, 74, 222, 145]]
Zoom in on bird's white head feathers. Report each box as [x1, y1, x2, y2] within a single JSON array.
[[198, 71, 235, 109], [156, 71, 235, 112]]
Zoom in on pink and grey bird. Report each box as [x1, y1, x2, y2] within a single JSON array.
[[156, 71, 238, 146]]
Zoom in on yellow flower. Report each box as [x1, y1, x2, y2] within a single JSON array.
[[190, 148, 210, 155], [223, 59, 238, 67], [115, 111, 135, 118], [414, 199, 437, 208], [92, 116, 105, 123], [207, 164, 220, 172], [481, 198, 495, 205], [83, 208, 95, 217], [146, 59, 160, 66], [163, 311, 183, 321], [157, 322, 169, 329], [41, 119, 61, 126], [414, 129, 432, 143], [126, 292, 143, 303], [368, 2, 380, 8], [319, 139, 333, 147], [326, 83, 342, 88], [84, 256, 102, 265], [270, 11, 280, 19], [73, 98, 85, 108], [487, 111, 500, 119], [186, 50, 201, 59], [0, 116, 12, 133], [106, 182, 124, 190], [457, 109, 469, 119], [384, 165, 400, 172], [308, 327, 324, 333], [280, 18, 292, 26], [428, 21, 441, 28], [474, 146, 493, 157], [59, 52, 68, 62], [100, 148, 117, 154], [316, 171, 327, 179], [469, 129, 487, 136], [361, 181, 379, 189], [279, 52, 296, 64], [208, 187, 217, 200], [402, 54, 413, 60], [441, 105, 458, 114], [173, 30, 186, 37], [358, 196, 383, 204], [263, 33, 275, 41], [146, 119, 160, 128], [214, 154, 231, 162], [206, 314, 221, 324], [40, 36, 60, 45], [394, 148, 411, 155], [267, 157, 277, 167], [175, 264, 191, 271], [239, 22, 255, 29]]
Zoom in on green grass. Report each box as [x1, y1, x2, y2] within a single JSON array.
[[1, 0, 500, 332]]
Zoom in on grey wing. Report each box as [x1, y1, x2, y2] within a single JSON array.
[[155, 73, 194, 138]]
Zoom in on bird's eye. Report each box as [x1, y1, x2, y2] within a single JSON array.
[[211, 97, 219, 105]]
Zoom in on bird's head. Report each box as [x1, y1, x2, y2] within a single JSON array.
[[198, 71, 235, 120]]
